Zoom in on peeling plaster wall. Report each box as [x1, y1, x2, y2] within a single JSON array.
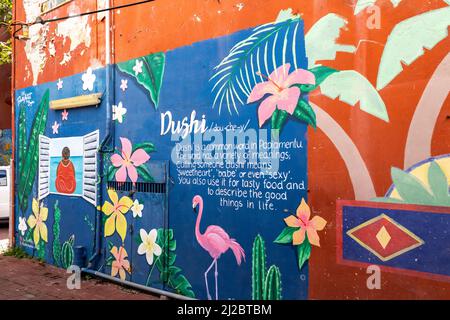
[[16, 0, 100, 88]]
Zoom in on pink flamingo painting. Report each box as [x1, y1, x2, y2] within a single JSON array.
[[192, 195, 245, 300]]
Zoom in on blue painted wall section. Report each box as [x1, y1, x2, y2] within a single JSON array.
[[14, 23, 313, 299]]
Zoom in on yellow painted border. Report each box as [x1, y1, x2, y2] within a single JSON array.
[[346, 214, 425, 262]]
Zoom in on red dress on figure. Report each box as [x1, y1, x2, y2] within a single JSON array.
[[55, 160, 76, 194]]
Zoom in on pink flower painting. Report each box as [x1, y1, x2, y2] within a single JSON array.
[[110, 137, 150, 183], [247, 63, 315, 127]]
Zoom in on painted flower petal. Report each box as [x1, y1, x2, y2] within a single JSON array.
[[120, 247, 128, 259], [122, 259, 130, 271], [146, 251, 154, 265], [119, 268, 126, 281], [153, 243, 162, 256], [116, 213, 127, 243], [120, 137, 132, 160], [139, 228, 148, 243], [269, 63, 291, 85], [257, 95, 278, 127], [104, 215, 116, 237], [127, 165, 138, 183], [32, 198, 39, 216], [40, 206, 48, 221], [284, 215, 301, 228], [307, 228, 321, 247], [292, 228, 306, 246], [111, 265, 119, 277], [107, 189, 119, 205], [296, 198, 311, 221], [275, 87, 300, 115], [118, 196, 133, 213], [110, 246, 118, 258], [311, 216, 327, 231], [39, 222, 48, 243], [247, 81, 278, 103], [284, 68, 316, 87], [137, 243, 147, 255], [130, 149, 150, 166], [148, 229, 158, 242], [33, 227, 40, 247], [110, 153, 124, 167], [115, 165, 127, 182], [27, 214, 37, 229], [102, 201, 115, 216]]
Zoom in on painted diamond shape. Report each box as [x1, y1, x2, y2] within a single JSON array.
[[376, 226, 391, 249], [347, 214, 424, 262]]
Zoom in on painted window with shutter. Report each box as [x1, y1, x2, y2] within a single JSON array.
[[38, 135, 51, 200], [82, 130, 99, 205]]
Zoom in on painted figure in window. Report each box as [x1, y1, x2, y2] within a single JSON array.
[[55, 146, 76, 194]]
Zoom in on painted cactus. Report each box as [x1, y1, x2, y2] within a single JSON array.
[[52, 201, 62, 267], [263, 265, 282, 300], [252, 234, 267, 300], [18, 89, 50, 213], [251, 234, 282, 300], [61, 235, 75, 269]]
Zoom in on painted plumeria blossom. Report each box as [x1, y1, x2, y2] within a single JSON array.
[[133, 59, 143, 76], [111, 137, 150, 183], [18, 216, 27, 236], [247, 63, 315, 127], [111, 246, 131, 280], [82, 67, 96, 91], [112, 102, 127, 123], [102, 189, 133, 242], [138, 228, 162, 266], [27, 199, 48, 246], [284, 198, 327, 247], [131, 199, 144, 218]]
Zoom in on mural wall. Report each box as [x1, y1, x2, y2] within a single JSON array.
[[12, 0, 450, 300]]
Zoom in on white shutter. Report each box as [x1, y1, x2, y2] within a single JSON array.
[[38, 135, 50, 200], [82, 130, 99, 206]]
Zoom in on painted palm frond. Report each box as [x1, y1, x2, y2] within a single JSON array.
[[305, 13, 356, 68], [319, 70, 389, 122], [210, 18, 303, 115], [377, 6, 450, 90]]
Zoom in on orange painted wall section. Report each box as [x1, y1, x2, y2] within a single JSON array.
[[13, 0, 450, 299]]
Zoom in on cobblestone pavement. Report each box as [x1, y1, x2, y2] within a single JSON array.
[[0, 255, 161, 300]]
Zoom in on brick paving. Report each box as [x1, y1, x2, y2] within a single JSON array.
[[0, 255, 161, 300]]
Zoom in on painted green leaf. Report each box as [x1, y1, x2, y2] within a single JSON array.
[[18, 89, 50, 213], [274, 226, 298, 244], [271, 108, 288, 131], [391, 167, 435, 205], [117, 52, 165, 109], [18, 104, 27, 178], [132, 142, 156, 154], [293, 99, 316, 128], [298, 66, 339, 92], [107, 165, 118, 181], [297, 238, 311, 271], [428, 161, 450, 206], [155, 228, 195, 298], [136, 165, 155, 182]]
